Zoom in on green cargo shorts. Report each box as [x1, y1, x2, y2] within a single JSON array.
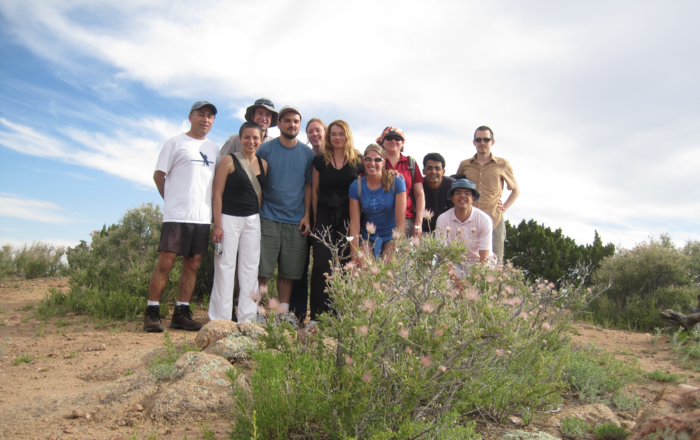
[[258, 217, 308, 279]]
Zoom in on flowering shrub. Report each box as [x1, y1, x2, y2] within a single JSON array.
[[0, 245, 14, 280], [232, 229, 600, 439]]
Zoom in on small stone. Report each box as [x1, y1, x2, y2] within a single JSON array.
[[62, 428, 74, 434], [131, 404, 144, 412], [132, 412, 143, 420], [71, 410, 85, 419], [84, 413, 91, 420], [508, 416, 523, 426]]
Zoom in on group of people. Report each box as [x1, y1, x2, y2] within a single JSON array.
[[142, 98, 519, 333]]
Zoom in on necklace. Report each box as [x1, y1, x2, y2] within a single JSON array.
[[332, 154, 346, 170]]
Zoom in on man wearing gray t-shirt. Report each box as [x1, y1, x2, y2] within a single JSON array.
[[255, 106, 315, 325], [220, 98, 278, 156]]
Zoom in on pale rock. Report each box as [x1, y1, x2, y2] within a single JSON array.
[[131, 404, 144, 412], [195, 320, 239, 349], [498, 430, 561, 440], [546, 403, 620, 430], [237, 322, 267, 340], [202, 335, 258, 362]]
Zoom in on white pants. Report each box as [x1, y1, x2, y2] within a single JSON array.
[[209, 214, 261, 323]]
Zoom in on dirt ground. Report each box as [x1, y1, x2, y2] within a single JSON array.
[[0, 277, 697, 439]]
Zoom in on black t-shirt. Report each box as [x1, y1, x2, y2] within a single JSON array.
[[423, 176, 455, 232], [312, 154, 364, 208], [222, 154, 267, 217]]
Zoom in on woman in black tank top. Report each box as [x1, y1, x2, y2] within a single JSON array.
[[209, 122, 268, 323]]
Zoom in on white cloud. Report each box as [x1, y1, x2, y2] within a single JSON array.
[[0, 193, 70, 224], [1, 0, 699, 249]]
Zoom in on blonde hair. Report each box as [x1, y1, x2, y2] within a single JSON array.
[[323, 120, 361, 167], [363, 143, 394, 192]]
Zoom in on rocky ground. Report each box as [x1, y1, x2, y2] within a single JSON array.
[[1, 277, 698, 440]]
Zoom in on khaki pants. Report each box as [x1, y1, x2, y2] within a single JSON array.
[[492, 218, 505, 263]]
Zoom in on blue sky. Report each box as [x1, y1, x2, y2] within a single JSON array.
[[1, 0, 699, 251]]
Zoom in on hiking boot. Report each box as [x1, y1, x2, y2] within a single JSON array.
[[143, 305, 164, 333], [169, 304, 202, 331], [275, 312, 299, 329]]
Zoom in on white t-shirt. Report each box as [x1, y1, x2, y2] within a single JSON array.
[[436, 207, 493, 261], [155, 133, 220, 224]]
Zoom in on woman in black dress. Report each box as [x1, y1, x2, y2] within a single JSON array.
[[309, 120, 363, 323]]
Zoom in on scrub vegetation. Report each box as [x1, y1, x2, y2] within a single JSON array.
[[0, 242, 67, 280]]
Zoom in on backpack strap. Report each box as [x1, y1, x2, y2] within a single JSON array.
[[357, 176, 362, 211], [233, 152, 262, 199]]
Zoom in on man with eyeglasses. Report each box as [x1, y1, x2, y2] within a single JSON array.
[[436, 179, 493, 267], [422, 152, 454, 233], [456, 126, 519, 263], [220, 98, 278, 156]]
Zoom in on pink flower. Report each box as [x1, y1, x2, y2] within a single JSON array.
[[474, 275, 481, 280], [445, 226, 452, 233], [504, 285, 515, 294], [366, 222, 377, 234], [420, 356, 433, 367], [457, 227, 463, 235], [405, 347, 413, 354], [344, 354, 354, 365], [435, 328, 444, 337], [495, 349, 504, 357], [446, 289, 458, 298], [257, 305, 267, 316], [259, 284, 268, 294], [471, 228, 477, 233], [370, 265, 380, 275], [422, 208, 434, 221], [386, 271, 394, 279], [361, 298, 376, 312], [519, 312, 528, 320], [344, 261, 356, 271], [398, 328, 409, 338], [268, 298, 280, 311], [485, 274, 496, 283], [392, 229, 401, 240], [411, 236, 421, 247], [362, 371, 372, 383], [464, 288, 479, 301], [438, 365, 447, 372], [250, 289, 262, 303], [421, 301, 436, 314], [542, 322, 551, 332], [358, 325, 369, 335], [373, 282, 381, 290]]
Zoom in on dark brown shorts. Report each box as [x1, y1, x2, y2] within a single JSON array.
[[158, 222, 211, 257]]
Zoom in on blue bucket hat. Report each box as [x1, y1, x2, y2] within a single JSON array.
[[447, 179, 480, 202]]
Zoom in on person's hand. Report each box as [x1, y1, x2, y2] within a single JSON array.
[[388, 169, 401, 178], [412, 226, 423, 238], [498, 199, 506, 212], [212, 226, 223, 242], [299, 216, 311, 237]]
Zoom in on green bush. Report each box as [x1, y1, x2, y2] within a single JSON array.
[[12, 242, 67, 279], [564, 344, 640, 403], [646, 369, 681, 383], [589, 235, 700, 331], [45, 203, 215, 320], [231, 231, 600, 439], [561, 417, 591, 439], [593, 423, 628, 440]]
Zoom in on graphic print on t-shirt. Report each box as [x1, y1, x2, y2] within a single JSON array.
[[361, 191, 390, 215], [191, 151, 213, 167]]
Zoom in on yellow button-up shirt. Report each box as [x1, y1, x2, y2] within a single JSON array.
[[456, 154, 517, 230]]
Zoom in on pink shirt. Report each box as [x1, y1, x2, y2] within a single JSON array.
[[436, 207, 493, 261]]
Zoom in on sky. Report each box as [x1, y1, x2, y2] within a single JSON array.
[[1, 0, 699, 252]]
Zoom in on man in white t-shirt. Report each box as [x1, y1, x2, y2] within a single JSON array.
[[144, 101, 221, 333], [436, 179, 493, 274]]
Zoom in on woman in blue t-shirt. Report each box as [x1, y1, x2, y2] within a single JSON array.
[[348, 144, 407, 264]]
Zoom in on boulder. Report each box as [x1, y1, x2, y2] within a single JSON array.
[[636, 386, 700, 427], [202, 335, 258, 362], [629, 409, 700, 440], [149, 351, 235, 423], [498, 430, 561, 440], [195, 320, 239, 349], [237, 322, 267, 340], [545, 403, 620, 430]]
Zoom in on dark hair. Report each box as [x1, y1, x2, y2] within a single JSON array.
[[473, 125, 494, 140], [239, 121, 263, 138], [423, 152, 446, 169]]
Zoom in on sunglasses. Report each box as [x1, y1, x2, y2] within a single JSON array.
[[363, 156, 384, 163], [474, 138, 492, 144], [254, 99, 274, 107], [384, 135, 403, 142]]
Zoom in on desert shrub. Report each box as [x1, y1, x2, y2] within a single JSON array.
[[561, 417, 591, 439], [0, 245, 14, 280], [589, 235, 700, 331], [147, 330, 198, 380], [593, 423, 628, 440], [13, 242, 67, 279], [646, 369, 681, 383], [232, 230, 601, 439], [612, 390, 643, 411], [564, 343, 640, 403]]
